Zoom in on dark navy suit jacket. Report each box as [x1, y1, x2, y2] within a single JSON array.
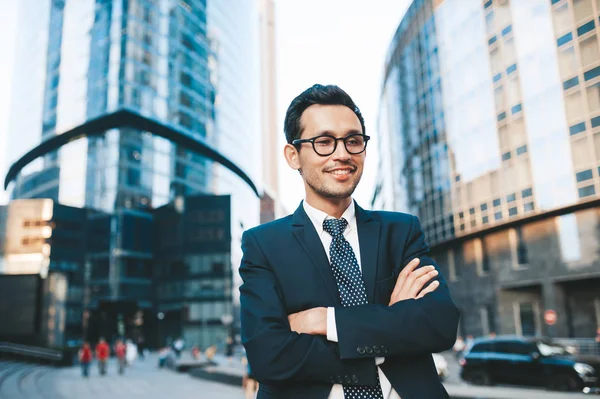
[[239, 201, 459, 399]]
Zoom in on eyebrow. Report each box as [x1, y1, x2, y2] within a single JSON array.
[[314, 129, 363, 137]]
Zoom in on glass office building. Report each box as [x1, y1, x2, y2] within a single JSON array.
[[376, 0, 600, 338], [6, 0, 264, 344]]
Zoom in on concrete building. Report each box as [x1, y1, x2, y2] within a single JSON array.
[[375, 0, 600, 338]]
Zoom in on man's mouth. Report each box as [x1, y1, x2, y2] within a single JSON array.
[[325, 167, 356, 176]]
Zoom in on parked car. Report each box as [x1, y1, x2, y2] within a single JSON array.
[[459, 336, 600, 392], [432, 353, 448, 381]]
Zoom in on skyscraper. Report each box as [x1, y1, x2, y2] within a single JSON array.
[[376, 0, 600, 338], [5, 0, 268, 344]]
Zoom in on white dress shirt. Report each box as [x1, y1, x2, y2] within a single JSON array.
[[303, 200, 401, 399]]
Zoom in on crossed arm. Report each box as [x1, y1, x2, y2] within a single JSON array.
[[239, 230, 378, 386], [290, 216, 459, 360], [239, 217, 459, 385]]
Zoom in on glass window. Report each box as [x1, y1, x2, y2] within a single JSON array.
[[502, 25, 512, 37], [498, 112, 507, 121], [584, 65, 600, 81], [576, 169, 593, 181], [493, 73, 502, 83], [509, 207, 518, 216], [496, 341, 529, 354], [580, 35, 600, 66], [564, 76, 580, 90], [570, 121, 587, 135], [502, 151, 511, 161], [493, 198, 502, 206], [578, 20, 596, 36], [481, 203, 488, 211], [469, 208, 475, 215], [557, 32, 573, 46], [484, 0, 492, 9], [516, 145, 528, 155], [524, 202, 534, 212], [511, 104, 523, 114], [579, 185, 596, 197], [495, 211, 503, 220], [522, 187, 533, 197], [506, 64, 517, 74], [471, 342, 494, 353], [573, 0, 594, 23], [587, 83, 600, 113], [482, 216, 489, 224], [489, 36, 497, 45], [593, 115, 600, 127], [507, 193, 516, 202], [516, 227, 528, 264]]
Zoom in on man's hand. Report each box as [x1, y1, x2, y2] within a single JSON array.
[[389, 258, 439, 306], [288, 307, 328, 335]]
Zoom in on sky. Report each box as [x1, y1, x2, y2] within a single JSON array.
[[0, 0, 18, 205], [0, 0, 410, 211], [275, 0, 410, 212]]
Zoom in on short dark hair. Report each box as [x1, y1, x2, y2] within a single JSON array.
[[283, 84, 365, 144]]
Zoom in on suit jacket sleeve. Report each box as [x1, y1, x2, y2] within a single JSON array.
[[239, 229, 378, 385], [333, 215, 460, 360]]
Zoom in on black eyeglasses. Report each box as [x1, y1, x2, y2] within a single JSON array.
[[292, 133, 370, 156]]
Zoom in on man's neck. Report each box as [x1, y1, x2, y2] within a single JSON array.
[[304, 196, 352, 219]]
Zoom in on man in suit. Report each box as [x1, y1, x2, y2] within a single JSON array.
[[239, 84, 459, 398]]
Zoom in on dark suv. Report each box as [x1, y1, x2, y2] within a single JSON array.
[[459, 336, 600, 392]]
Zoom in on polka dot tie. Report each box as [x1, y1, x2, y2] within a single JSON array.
[[323, 218, 384, 399]]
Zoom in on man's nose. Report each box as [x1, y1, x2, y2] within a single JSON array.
[[331, 139, 351, 160]]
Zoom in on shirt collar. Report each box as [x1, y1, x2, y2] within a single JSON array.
[[302, 199, 356, 235]]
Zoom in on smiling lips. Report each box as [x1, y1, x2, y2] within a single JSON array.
[[325, 167, 356, 179]]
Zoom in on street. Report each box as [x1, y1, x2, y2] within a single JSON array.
[[0, 352, 594, 399]]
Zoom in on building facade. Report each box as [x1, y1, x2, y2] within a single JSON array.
[[5, 0, 267, 345], [375, 0, 600, 338]]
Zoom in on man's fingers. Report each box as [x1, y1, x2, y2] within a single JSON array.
[[416, 280, 440, 299], [407, 268, 438, 297], [392, 258, 420, 294]]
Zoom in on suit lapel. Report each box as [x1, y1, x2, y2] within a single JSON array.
[[355, 201, 381, 304], [291, 202, 341, 305]]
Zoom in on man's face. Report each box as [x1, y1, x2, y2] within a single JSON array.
[[291, 104, 365, 201]]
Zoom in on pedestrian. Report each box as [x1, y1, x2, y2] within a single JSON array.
[[137, 336, 145, 360], [126, 339, 138, 366], [453, 336, 465, 359], [115, 339, 127, 375], [95, 338, 110, 376], [173, 337, 185, 358], [158, 347, 170, 368], [239, 84, 458, 398], [79, 342, 93, 378], [242, 355, 258, 399], [191, 345, 201, 360]]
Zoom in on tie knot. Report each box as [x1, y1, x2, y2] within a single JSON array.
[[323, 218, 348, 238]]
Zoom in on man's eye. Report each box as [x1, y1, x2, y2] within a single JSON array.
[[315, 139, 333, 146]]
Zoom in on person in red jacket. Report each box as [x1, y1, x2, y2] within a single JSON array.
[[115, 339, 127, 375], [79, 342, 93, 378], [95, 338, 110, 376]]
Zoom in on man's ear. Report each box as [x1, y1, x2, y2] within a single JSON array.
[[284, 144, 301, 170]]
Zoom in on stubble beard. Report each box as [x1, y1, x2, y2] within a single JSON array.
[[305, 169, 362, 200]]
